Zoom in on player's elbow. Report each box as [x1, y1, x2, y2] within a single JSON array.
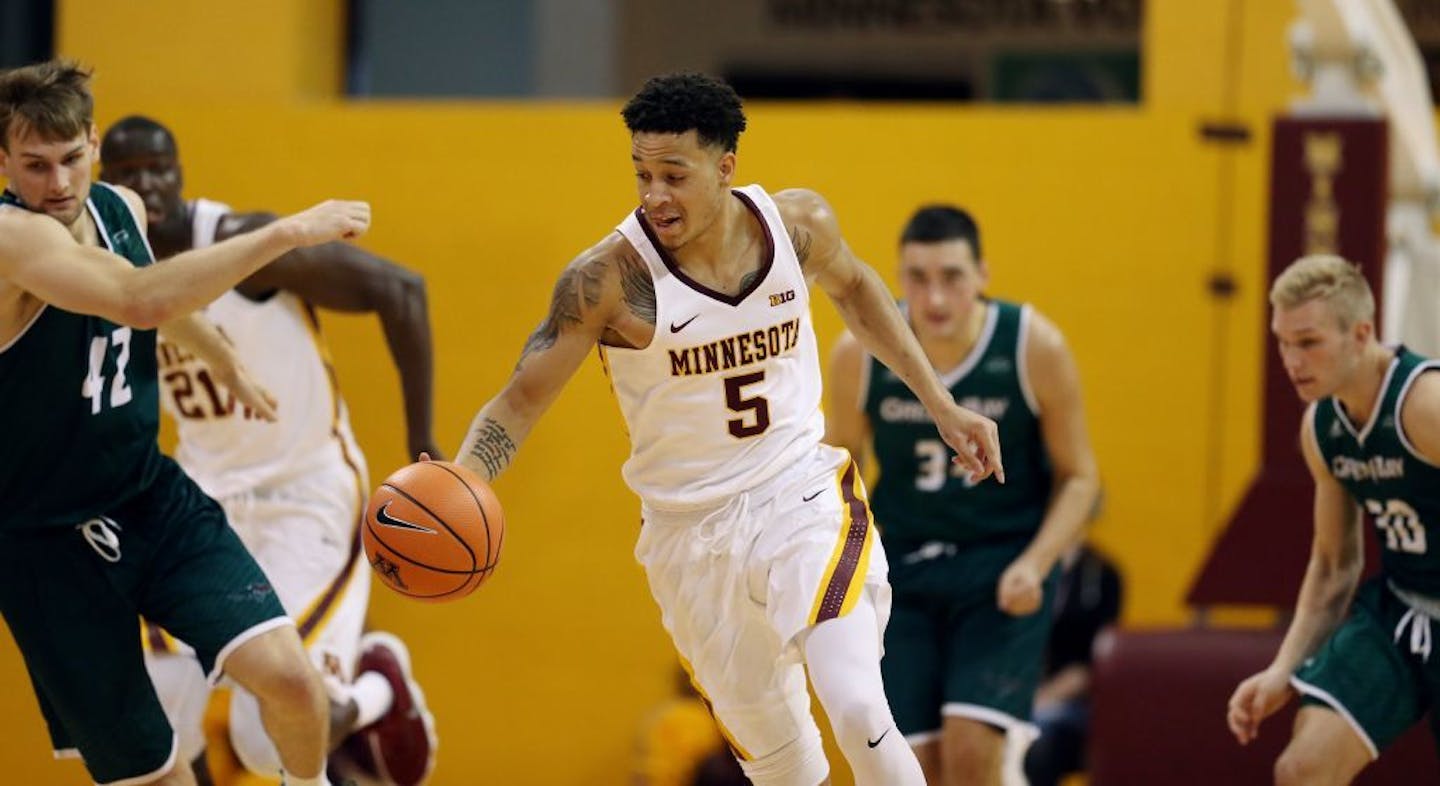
[[115, 286, 174, 329], [378, 265, 428, 314]]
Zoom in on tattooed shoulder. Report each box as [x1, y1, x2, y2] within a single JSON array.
[[614, 250, 656, 325], [517, 252, 607, 366], [789, 225, 813, 267]]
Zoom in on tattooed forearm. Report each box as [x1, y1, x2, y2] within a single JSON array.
[[617, 252, 656, 325], [467, 417, 518, 480], [789, 226, 813, 267], [517, 259, 607, 367]]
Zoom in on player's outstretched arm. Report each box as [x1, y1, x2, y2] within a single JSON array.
[[1226, 406, 1363, 745], [456, 236, 636, 483], [775, 188, 1002, 483], [158, 313, 279, 422], [823, 330, 873, 473], [0, 195, 368, 328], [214, 212, 439, 460], [997, 313, 1101, 616]]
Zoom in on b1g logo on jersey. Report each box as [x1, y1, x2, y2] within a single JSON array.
[[769, 290, 795, 307]]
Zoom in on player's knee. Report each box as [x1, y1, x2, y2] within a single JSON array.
[[252, 652, 327, 718], [1274, 745, 1328, 786], [941, 721, 1004, 784], [738, 733, 829, 786]]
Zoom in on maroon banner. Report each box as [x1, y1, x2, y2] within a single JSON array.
[[1188, 117, 1388, 607]]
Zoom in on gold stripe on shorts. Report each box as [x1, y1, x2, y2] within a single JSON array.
[[676, 654, 754, 761], [807, 459, 875, 626]]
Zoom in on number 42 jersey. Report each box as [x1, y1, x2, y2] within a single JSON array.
[[0, 183, 163, 531], [603, 184, 824, 511]]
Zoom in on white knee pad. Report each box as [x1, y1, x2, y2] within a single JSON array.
[[738, 727, 829, 786], [228, 689, 283, 776]]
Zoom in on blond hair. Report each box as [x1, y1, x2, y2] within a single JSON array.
[[1269, 254, 1375, 329], [0, 60, 93, 151]]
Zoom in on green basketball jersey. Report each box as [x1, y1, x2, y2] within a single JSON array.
[[0, 182, 163, 531], [1312, 347, 1440, 597], [865, 299, 1052, 549]]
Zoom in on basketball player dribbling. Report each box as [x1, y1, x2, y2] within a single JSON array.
[[454, 72, 1002, 786], [0, 60, 368, 786]]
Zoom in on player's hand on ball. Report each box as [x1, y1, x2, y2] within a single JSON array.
[[933, 401, 1004, 484], [1227, 667, 1295, 745], [996, 558, 1043, 616], [279, 199, 371, 246], [211, 359, 278, 422]]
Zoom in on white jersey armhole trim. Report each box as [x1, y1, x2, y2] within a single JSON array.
[[92, 181, 157, 262], [1017, 304, 1040, 416], [1394, 360, 1440, 468]]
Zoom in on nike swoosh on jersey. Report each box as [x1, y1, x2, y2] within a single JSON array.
[[866, 728, 891, 748], [375, 501, 438, 534], [802, 489, 824, 502], [669, 315, 699, 333]]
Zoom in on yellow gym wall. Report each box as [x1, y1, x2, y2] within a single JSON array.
[[0, 1, 1319, 783]]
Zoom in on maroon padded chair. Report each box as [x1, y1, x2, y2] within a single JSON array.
[[1088, 628, 1438, 785]]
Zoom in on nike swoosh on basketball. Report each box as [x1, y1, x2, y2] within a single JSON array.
[[802, 490, 824, 502], [669, 314, 699, 333], [866, 728, 891, 748], [375, 501, 438, 534]]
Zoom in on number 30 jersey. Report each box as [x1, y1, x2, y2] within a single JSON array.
[[0, 183, 163, 530], [603, 184, 824, 510], [1312, 346, 1440, 597], [156, 198, 366, 499]]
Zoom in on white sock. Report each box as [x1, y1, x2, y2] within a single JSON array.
[[282, 773, 326, 786], [350, 671, 396, 728]]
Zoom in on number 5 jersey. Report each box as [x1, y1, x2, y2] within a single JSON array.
[[603, 184, 823, 511]]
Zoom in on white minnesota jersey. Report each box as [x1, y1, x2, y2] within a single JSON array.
[[156, 198, 366, 498], [605, 184, 824, 510]]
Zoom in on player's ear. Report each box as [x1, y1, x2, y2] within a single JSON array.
[[718, 150, 736, 185], [86, 123, 99, 157]]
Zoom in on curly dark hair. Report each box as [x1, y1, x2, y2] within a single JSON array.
[[621, 72, 747, 153]]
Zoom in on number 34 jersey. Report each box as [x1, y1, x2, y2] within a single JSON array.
[[604, 184, 824, 511], [156, 198, 365, 500], [0, 183, 163, 530], [866, 299, 1052, 549], [1312, 346, 1440, 598]]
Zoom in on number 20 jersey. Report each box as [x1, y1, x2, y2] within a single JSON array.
[[156, 198, 366, 499], [603, 184, 824, 511], [1311, 346, 1440, 597]]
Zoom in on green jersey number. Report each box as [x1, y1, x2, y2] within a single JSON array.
[[915, 438, 979, 492], [1365, 498, 1428, 555], [82, 327, 134, 414]]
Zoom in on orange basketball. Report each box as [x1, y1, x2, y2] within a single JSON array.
[[362, 460, 504, 602]]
